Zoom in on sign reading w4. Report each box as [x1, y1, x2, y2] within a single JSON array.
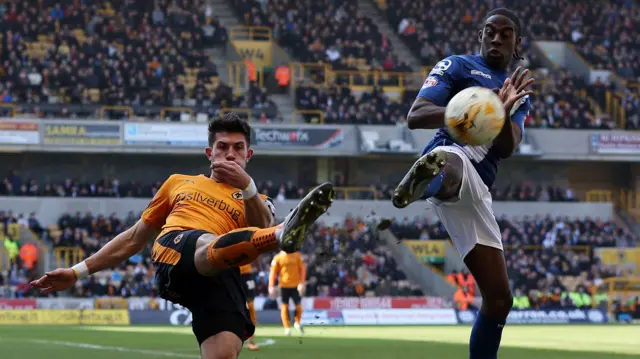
[[233, 40, 273, 69]]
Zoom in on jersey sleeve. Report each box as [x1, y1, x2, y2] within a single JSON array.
[[297, 254, 307, 283], [417, 56, 463, 107], [141, 175, 176, 229], [509, 95, 530, 134]]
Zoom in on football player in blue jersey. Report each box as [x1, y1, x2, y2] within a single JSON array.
[[392, 8, 534, 359]]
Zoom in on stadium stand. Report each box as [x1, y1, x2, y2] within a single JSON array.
[[0, 0, 639, 354], [26, 209, 632, 313], [1, 172, 580, 203], [231, 0, 411, 72], [0, 0, 278, 121]]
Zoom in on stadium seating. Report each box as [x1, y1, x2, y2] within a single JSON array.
[[0, 174, 582, 203], [33, 209, 634, 311], [0, 1, 277, 121], [44, 212, 420, 298], [231, 0, 410, 72]]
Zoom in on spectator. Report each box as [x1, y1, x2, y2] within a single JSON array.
[[0, 1, 276, 121]]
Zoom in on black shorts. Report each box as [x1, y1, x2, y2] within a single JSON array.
[[281, 287, 301, 305], [240, 273, 256, 301], [154, 229, 255, 345]]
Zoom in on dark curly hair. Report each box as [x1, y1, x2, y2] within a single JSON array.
[[207, 112, 251, 147]]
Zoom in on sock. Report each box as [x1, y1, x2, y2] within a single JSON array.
[[424, 169, 445, 198], [294, 304, 303, 325], [469, 311, 505, 359], [248, 301, 257, 325], [207, 227, 281, 269], [281, 304, 290, 328]]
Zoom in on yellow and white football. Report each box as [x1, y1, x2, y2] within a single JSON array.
[[444, 86, 506, 146]]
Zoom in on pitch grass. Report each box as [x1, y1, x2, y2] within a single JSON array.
[[0, 325, 638, 359]]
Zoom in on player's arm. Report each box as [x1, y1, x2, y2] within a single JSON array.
[[297, 255, 307, 295], [492, 67, 534, 158], [407, 57, 460, 130], [268, 256, 281, 297], [81, 220, 159, 276], [407, 98, 447, 130], [244, 194, 276, 228], [31, 176, 175, 294]]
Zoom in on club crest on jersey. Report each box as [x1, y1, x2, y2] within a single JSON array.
[[232, 190, 243, 200], [422, 76, 438, 89]]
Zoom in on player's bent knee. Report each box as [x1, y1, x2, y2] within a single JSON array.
[[200, 332, 242, 359], [484, 290, 513, 319]]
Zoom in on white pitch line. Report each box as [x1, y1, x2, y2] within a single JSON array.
[[0, 337, 200, 358], [245, 338, 276, 347]]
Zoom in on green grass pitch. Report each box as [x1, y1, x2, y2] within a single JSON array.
[[0, 325, 638, 359]]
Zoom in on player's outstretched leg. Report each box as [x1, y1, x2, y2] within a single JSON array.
[[194, 183, 335, 276], [392, 149, 462, 208], [464, 245, 513, 359]]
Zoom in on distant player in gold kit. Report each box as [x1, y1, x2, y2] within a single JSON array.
[[269, 250, 306, 335], [240, 263, 259, 350]]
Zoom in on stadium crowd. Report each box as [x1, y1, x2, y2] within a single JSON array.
[[3, 205, 635, 313], [381, 0, 639, 128], [232, 0, 411, 73], [1, 172, 582, 203], [0, 0, 278, 121], [0, 0, 636, 127]]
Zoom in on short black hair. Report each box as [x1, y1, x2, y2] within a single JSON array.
[[207, 112, 251, 147], [485, 8, 522, 60]]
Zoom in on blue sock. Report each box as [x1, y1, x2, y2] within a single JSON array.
[[423, 170, 445, 198], [469, 311, 505, 359]]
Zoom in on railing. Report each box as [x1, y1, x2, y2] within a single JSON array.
[[53, 247, 85, 268], [292, 110, 325, 124], [229, 26, 272, 41], [160, 107, 194, 121], [227, 61, 265, 93], [99, 106, 134, 120], [290, 62, 329, 88], [503, 244, 591, 257], [585, 190, 613, 203], [290, 62, 426, 92], [606, 90, 626, 129], [327, 70, 424, 89], [0, 104, 16, 117], [595, 276, 640, 313], [334, 186, 378, 200], [619, 189, 640, 212]]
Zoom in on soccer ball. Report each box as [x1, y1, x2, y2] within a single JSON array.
[[445, 87, 505, 146]]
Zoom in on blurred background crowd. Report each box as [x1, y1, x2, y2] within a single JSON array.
[[0, 0, 638, 127]]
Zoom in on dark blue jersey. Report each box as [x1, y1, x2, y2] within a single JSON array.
[[417, 55, 531, 188]]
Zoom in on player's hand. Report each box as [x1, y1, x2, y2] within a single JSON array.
[[30, 268, 78, 295], [499, 66, 534, 115], [211, 161, 251, 189], [268, 286, 276, 298], [297, 283, 306, 296]]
